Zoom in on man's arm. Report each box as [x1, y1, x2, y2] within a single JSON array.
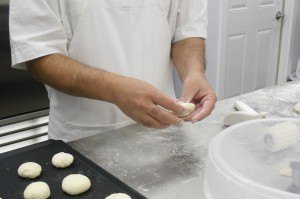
[[172, 38, 216, 123], [27, 54, 185, 128]]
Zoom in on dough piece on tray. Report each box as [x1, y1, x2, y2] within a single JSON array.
[[24, 181, 50, 199], [105, 193, 132, 199], [62, 174, 91, 195], [18, 162, 42, 179], [52, 152, 74, 168]]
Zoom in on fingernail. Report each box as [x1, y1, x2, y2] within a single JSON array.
[[191, 113, 201, 123], [179, 109, 187, 116], [175, 102, 186, 113], [191, 119, 198, 124], [177, 120, 184, 127]]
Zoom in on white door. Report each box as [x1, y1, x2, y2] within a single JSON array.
[[218, 0, 284, 99]]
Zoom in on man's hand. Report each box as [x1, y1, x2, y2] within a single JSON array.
[[112, 77, 185, 129], [27, 54, 184, 129], [171, 38, 216, 123], [180, 72, 216, 123]]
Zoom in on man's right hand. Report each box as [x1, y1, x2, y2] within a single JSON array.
[[27, 54, 184, 129], [111, 76, 185, 129]]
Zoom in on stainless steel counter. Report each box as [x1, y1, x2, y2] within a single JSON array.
[[70, 81, 300, 199]]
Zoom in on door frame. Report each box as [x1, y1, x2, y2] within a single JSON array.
[[277, 0, 297, 83], [216, 0, 228, 99]]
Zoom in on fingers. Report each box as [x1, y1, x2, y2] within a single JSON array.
[[139, 114, 170, 129], [153, 93, 185, 115], [191, 106, 211, 123], [148, 105, 184, 127], [191, 96, 216, 123]]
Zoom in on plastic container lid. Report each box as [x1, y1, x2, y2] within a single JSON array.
[[204, 118, 300, 199], [289, 73, 300, 81]]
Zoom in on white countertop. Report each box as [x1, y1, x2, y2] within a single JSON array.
[[70, 81, 300, 199]]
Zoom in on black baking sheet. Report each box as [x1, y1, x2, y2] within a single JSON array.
[[0, 140, 147, 199]]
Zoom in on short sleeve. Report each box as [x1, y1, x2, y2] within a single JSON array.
[[172, 0, 207, 43], [9, 0, 68, 69]]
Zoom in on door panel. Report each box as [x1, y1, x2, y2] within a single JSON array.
[[229, 0, 247, 10], [219, 0, 283, 99], [225, 34, 245, 98], [260, 0, 275, 6], [255, 29, 272, 89]]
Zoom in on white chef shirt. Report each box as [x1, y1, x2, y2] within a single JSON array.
[[9, 0, 207, 141]]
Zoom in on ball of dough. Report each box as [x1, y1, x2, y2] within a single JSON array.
[[52, 152, 74, 168], [24, 181, 50, 199], [178, 102, 196, 117], [62, 174, 91, 195], [105, 193, 132, 199], [294, 103, 300, 114], [18, 162, 42, 179]]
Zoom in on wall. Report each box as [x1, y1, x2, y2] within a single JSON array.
[[290, 1, 300, 74], [206, 0, 221, 94]]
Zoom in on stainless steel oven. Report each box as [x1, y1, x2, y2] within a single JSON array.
[[0, 0, 49, 153]]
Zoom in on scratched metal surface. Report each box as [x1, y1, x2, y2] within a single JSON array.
[[70, 81, 300, 199]]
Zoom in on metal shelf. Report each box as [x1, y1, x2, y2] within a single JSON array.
[[0, 116, 49, 154]]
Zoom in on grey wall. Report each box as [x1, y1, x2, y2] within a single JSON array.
[[206, 0, 220, 93], [290, 1, 300, 74]]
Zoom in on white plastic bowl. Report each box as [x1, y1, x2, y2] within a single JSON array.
[[204, 118, 300, 199]]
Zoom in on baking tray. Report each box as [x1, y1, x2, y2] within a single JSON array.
[[0, 140, 147, 199]]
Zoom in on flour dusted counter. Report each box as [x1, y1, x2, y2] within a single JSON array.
[[70, 81, 300, 199]]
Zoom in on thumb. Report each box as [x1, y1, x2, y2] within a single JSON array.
[[180, 83, 199, 103]]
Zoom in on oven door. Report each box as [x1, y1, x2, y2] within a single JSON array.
[[0, 0, 49, 153]]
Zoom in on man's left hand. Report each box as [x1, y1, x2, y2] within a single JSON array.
[[180, 72, 217, 123]]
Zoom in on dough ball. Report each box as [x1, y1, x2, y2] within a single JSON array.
[[52, 152, 74, 168], [294, 103, 300, 114], [18, 162, 42, 179], [62, 174, 91, 195], [105, 193, 132, 199], [178, 102, 196, 117], [24, 181, 50, 199]]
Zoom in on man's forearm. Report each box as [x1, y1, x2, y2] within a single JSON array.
[[26, 53, 121, 103], [26, 53, 185, 128], [171, 37, 206, 81], [171, 38, 216, 122]]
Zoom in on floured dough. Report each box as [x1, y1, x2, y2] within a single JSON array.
[[279, 167, 292, 177], [52, 152, 74, 168], [105, 193, 132, 199], [18, 162, 42, 179], [62, 174, 91, 195], [178, 102, 195, 117], [294, 103, 300, 114], [24, 181, 50, 199]]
